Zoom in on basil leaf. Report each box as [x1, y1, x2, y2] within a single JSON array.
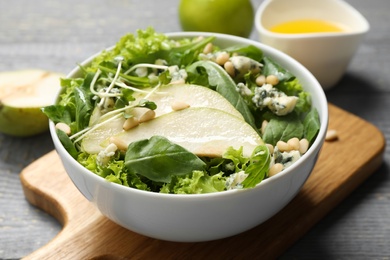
[[186, 60, 258, 131], [242, 145, 271, 188], [303, 108, 320, 144], [125, 136, 206, 183]]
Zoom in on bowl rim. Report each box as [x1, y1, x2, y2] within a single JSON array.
[[254, 0, 370, 39], [50, 31, 328, 199]]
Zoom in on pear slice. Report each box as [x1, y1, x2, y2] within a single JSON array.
[[0, 69, 63, 137], [81, 84, 245, 154], [102, 107, 263, 158], [135, 84, 244, 120]]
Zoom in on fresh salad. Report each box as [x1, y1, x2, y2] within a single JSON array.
[[43, 28, 320, 194]]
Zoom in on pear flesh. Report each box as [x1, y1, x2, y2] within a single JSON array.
[[86, 107, 263, 158], [0, 70, 63, 137], [82, 84, 246, 154], [136, 84, 244, 120]]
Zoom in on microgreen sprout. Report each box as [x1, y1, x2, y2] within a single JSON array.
[[124, 63, 169, 75], [97, 56, 124, 108]]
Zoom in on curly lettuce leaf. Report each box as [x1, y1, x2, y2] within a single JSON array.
[[77, 152, 150, 191], [160, 171, 226, 194]]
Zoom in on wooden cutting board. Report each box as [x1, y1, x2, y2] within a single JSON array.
[[20, 103, 385, 259]]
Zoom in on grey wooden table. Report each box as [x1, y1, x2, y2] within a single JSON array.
[[1, 0, 389, 259]]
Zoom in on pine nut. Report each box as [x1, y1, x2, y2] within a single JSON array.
[[55, 122, 71, 135], [299, 138, 309, 154], [109, 137, 128, 151], [224, 61, 235, 77], [287, 137, 300, 151], [269, 163, 284, 177], [266, 75, 279, 86], [123, 117, 139, 130], [261, 120, 268, 135], [215, 52, 230, 65], [105, 143, 118, 154], [255, 75, 266, 86], [276, 140, 291, 152], [131, 107, 156, 123], [203, 43, 213, 54], [266, 143, 274, 154], [171, 100, 190, 111], [326, 129, 338, 141]]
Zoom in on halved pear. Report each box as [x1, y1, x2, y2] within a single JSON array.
[[0, 69, 63, 137], [135, 84, 244, 120], [94, 107, 263, 158]]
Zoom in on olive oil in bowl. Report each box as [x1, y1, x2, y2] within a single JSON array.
[[270, 19, 344, 34]]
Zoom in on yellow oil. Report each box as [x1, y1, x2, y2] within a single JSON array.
[[270, 19, 344, 34]]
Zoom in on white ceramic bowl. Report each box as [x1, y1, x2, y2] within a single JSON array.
[[255, 0, 369, 90], [49, 32, 328, 242]]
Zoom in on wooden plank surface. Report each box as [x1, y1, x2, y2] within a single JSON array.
[[19, 103, 385, 259]]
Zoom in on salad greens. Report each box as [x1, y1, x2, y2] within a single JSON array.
[[43, 27, 320, 194]]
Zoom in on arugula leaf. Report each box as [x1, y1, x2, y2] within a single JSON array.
[[242, 145, 271, 188], [125, 136, 206, 183], [74, 87, 92, 132], [186, 60, 258, 131]]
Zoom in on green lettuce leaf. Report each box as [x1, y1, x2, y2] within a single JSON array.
[[160, 171, 226, 194]]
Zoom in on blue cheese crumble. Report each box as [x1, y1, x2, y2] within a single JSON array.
[[252, 83, 298, 116]]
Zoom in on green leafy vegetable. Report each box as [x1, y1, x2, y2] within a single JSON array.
[[223, 45, 263, 61], [42, 28, 321, 194], [56, 129, 78, 159], [242, 145, 271, 188], [186, 60, 257, 131], [262, 113, 304, 146], [160, 171, 226, 194], [125, 136, 206, 183], [303, 108, 321, 144]]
